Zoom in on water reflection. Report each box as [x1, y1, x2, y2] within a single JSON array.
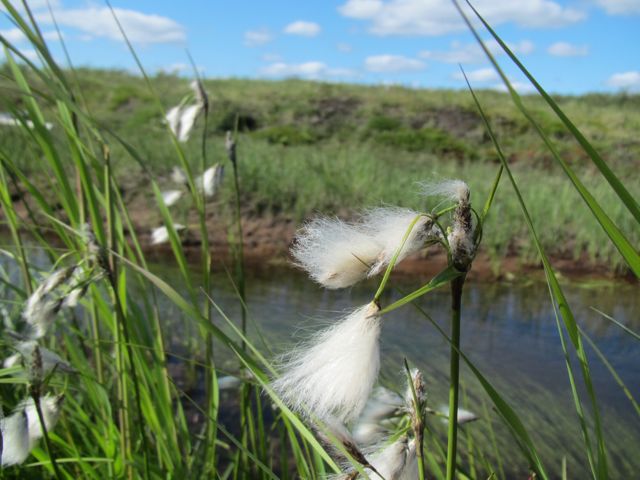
[[1, 244, 638, 477]]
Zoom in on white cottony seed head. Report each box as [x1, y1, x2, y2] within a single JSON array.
[[419, 179, 470, 204], [197, 164, 224, 198], [22, 395, 63, 449], [191, 80, 208, 110], [165, 102, 202, 142], [361, 208, 435, 276], [171, 166, 187, 186], [292, 209, 437, 289], [165, 106, 182, 137], [0, 410, 30, 466], [271, 302, 382, 422], [292, 217, 381, 289], [161, 189, 183, 207], [365, 438, 410, 480], [352, 387, 403, 445], [7, 341, 74, 374], [151, 224, 185, 245]]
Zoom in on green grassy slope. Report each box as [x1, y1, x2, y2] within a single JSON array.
[[1, 67, 638, 271]]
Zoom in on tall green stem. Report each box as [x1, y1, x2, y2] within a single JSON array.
[[446, 274, 465, 480]]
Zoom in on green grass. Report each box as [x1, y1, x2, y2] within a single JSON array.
[[1, 66, 638, 272], [0, 2, 638, 479]]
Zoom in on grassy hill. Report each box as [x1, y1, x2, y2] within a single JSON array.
[[1, 67, 638, 272]]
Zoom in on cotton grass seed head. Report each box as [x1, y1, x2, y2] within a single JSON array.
[[22, 394, 64, 448], [22, 297, 62, 340], [197, 164, 224, 198], [4, 341, 74, 375], [292, 217, 382, 289], [151, 224, 186, 245], [165, 100, 203, 143], [271, 302, 382, 423], [352, 387, 403, 445], [171, 166, 187, 186], [161, 189, 183, 207], [0, 410, 29, 466], [361, 208, 436, 276], [191, 79, 209, 112], [364, 437, 412, 480], [292, 208, 438, 289], [419, 179, 470, 204]]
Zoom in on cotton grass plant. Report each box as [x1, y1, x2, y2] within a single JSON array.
[[272, 179, 479, 478], [0, 0, 638, 478]]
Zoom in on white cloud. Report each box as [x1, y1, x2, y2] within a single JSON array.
[[260, 61, 356, 79], [453, 67, 498, 82], [42, 30, 63, 41], [162, 63, 189, 73], [244, 28, 273, 47], [339, 0, 384, 18], [1, 27, 63, 44], [261, 53, 282, 62], [491, 80, 536, 94], [35, 7, 185, 44], [337, 42, 353, 52], [594, 0, 640, 15], [606, 71, 640, 90], [419, 39, 534, 64], [365, 54, 425, 72], [283, 21, 321, 37], [338, 0, 585, 36], [1, 28, 27, 44], [548, 41, 589, 56]]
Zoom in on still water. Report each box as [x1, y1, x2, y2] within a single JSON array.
[[3, 242, 638, 478], [159, 264, 639, 478]]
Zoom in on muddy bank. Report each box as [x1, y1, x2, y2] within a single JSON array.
[[140, 213, 627, 282], [2, 188, 630, 281]]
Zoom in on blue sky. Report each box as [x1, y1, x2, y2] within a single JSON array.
[[1, 0, 639, 94]]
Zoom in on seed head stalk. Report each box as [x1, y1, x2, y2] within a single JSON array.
[[446, 188, 473, 480], [446, 273, 465, 480]]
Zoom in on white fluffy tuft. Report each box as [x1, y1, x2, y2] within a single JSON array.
[[437, 404, 479, 425], [165, 102, 202, 142], [0, 410, 30, 466], [352, 386, 403, 445], [291, 218, 381, 289], [361, 207, 433, 276], [271, 303, 382, 422], [22, 395, 63, 448], [151, 224, 185, 245], [7, 341, 74, 374], [292, 209, 435, 288], [171, 166, 187, 186], [419, 179, 469, 203], [359, 437, 417, 480], [197, 164, 224, 197], [161, 189, 183, 207]]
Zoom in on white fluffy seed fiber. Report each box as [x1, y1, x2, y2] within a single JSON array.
[[419, 179, 469, 203], [0, 410, 30, 466], [361, 207, 432, 276], [22, 395, 63, 449], [292, 209, 435, 289], [271, 302, 382, 422], [291, 217, 382, 289]]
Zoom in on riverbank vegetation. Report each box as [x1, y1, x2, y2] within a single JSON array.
[[1, 66, 638, 273]]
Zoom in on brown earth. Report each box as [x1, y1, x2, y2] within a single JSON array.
[[3, 186, 630, 283], [141, 213, 623, 283]]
